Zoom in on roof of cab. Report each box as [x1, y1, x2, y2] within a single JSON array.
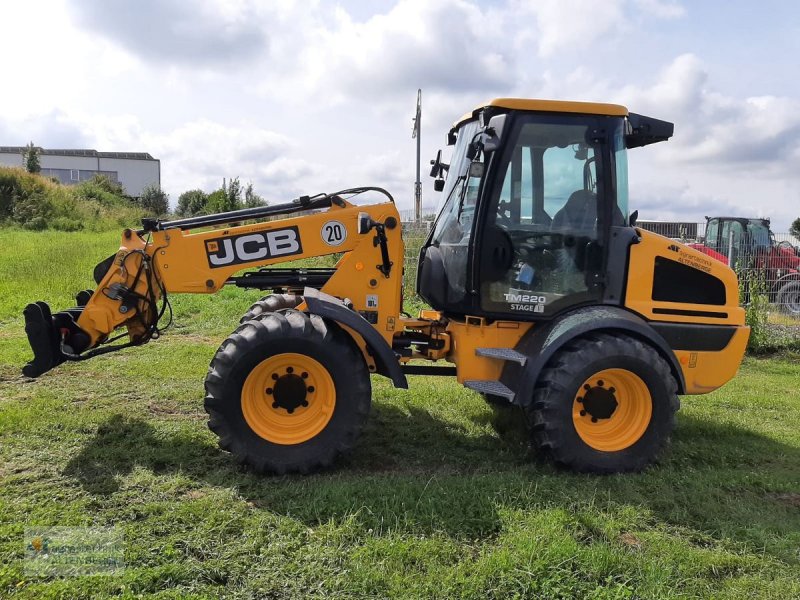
[[452, 98, 629, 129]]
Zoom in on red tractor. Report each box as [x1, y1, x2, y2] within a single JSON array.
[[689, 216, 800, 315]]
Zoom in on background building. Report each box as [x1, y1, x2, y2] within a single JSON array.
[[0, 147, 160, 197]]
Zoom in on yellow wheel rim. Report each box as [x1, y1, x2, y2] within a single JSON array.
[[241, 353, 335, 445], [572, 368, 652, 452]]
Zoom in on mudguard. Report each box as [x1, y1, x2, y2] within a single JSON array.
[[303, 287, 408, 389], [500, 305, 686, 406]]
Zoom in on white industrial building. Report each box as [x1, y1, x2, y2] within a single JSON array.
[[0, 147, 160, 197]]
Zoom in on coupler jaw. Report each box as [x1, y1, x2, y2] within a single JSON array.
[[22, 298, 92, 378]]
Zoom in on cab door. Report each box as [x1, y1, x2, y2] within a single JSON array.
[[476, 114, 619, 318]]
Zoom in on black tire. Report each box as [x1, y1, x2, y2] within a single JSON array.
[[525, 332, 679, 473], [240, 293, 302, 324], [205, 310, 371, 474], [776, 281, 800, 315]]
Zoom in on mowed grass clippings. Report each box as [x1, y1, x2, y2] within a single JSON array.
[[0, 229, 798, 599]]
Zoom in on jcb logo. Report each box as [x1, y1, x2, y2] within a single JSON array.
[[205, 227, 303, 268]]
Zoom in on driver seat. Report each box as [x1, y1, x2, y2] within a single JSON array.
[[551, 189, 597, 233]]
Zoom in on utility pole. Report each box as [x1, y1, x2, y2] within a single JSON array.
[[412, 89, 422, 223]]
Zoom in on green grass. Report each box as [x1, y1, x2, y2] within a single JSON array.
[[1, 230, 799, 598]]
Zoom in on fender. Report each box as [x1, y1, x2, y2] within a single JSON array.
[[500, 305, 685, 406], [303, 287, 408, 389]]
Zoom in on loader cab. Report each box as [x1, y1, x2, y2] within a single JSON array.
[[418, 99, 672, 320]]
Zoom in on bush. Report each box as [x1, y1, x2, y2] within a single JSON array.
[[739, 269, 770, 352], [22, 216, 48, 231], [50, 216, 84, 232], [0, 166, 146, 231]]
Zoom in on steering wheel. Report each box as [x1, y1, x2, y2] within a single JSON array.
[[777, 240, 797, 254]]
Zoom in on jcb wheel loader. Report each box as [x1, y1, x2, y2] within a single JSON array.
[[22, 98, 750, 474]]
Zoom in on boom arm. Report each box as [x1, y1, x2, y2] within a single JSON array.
[[22, 191, 404, 377]]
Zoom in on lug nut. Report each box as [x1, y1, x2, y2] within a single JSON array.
[[271, 402, 279, 409], [286, 366, 294, 374], [307, 386, 315, 393], [266, 388, 273, 395], [301, 372, 308, 379], [580, 410, 587, 417], [272, 373, 278, 380]]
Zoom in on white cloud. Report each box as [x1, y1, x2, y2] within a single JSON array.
[[66, 0, 271, 67]]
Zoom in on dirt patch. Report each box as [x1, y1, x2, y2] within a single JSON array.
[[618, 532, 643, 550], [772, 493, 800, 508]]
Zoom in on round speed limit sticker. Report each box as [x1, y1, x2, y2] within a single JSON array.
[[321, 220, 347, 246]]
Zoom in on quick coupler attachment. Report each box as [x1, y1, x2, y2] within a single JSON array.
[[22, 301, 91, 378]]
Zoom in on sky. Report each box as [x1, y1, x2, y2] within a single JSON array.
[[1, 0, 799, 228]]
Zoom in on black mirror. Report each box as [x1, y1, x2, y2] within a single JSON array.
[[434, 179, 445, 192], [629, 210, 638, 227], [429, 150, 441, 177]]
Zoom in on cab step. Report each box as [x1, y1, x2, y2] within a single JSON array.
[[464, 380, 515, 400], [475, 347, 527, 365]]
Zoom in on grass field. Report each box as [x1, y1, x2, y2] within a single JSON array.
[[1, 230, 799, 599]]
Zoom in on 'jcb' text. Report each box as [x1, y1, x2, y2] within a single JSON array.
[[205, 227, 303, 268]]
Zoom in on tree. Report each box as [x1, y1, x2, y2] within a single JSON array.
[[790, 217, 800, 240], [204, 189, 229, 214], [138, 184, 169, 216], [244, 181, 267, 208], [176, 189, 208, 216], [23, 142, 41, 174], [225, 176, 243, 211]]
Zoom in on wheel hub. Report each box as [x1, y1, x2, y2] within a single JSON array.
[[268, 368, 315, 414], [577, 380, 618, 422]]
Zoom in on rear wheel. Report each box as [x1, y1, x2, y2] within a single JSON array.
[[205, 310, 371, 474], [240, 293, 302, 324], [776, 281, 800, 315], [526, 333, 679, 473]]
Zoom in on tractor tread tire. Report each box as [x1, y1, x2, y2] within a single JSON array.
[[240, 293, 302, 324], [526, 332, 679, 474], [776, 280, 800, 316], [205, 309, 371, 474]]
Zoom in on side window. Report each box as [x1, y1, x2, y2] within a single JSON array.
[[705, 219, 719, 251], [543, 145, 596, 224]]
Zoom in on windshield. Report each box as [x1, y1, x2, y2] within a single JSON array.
[[436, 120, 481, 213], [748, 219, 773, 248]]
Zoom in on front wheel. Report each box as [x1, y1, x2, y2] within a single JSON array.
[[525, 333, 679, 473], [205, 310, 371, 474]]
